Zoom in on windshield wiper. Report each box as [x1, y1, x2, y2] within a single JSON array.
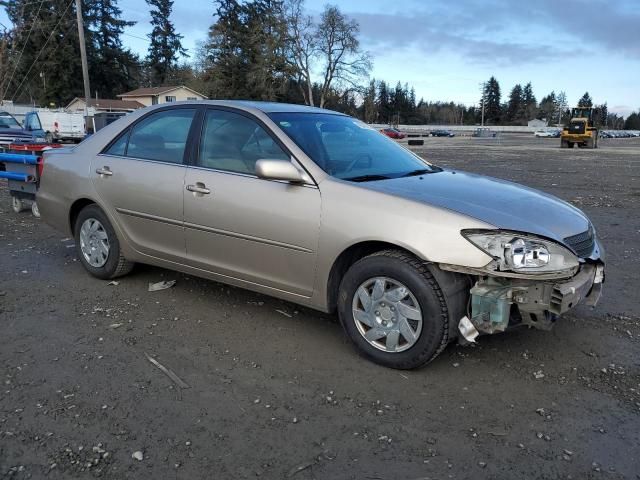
[[343, 174, 391, 182], [400, 168, 433, 177]]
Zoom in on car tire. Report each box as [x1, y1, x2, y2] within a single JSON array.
[[12, 196, 26, 213], [74, 204, 134, 280], [337, 250, 452, 369]]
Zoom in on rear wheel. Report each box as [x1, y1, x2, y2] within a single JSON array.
[[74, 204, 134, 279], [337, 250, 452, 369], [11, 196, 26, 213]]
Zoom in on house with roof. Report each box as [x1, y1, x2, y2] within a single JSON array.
[[66, 97, 145, 113], [116, 86, 207, 107]]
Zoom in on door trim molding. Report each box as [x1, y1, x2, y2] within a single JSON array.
[[116, 207, 183, 227], [183, 221, 314, 253]]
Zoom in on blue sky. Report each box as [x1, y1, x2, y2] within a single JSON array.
[[2, 0, 639, 115]]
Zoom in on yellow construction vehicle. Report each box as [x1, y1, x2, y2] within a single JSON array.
[[561, 107, 600, 149]]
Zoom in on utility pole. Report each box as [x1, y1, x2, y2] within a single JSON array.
[[75, 0, 91, 132]]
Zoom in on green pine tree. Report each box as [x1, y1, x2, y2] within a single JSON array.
[[146, 0, 187, 86]]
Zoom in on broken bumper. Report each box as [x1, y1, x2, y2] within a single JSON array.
[[466, 262, 605, 335]]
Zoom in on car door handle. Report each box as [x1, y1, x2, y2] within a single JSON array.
[[95, 167, 113, 176], [186, 183, 211, 195]]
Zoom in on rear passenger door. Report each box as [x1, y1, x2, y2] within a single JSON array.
[[93, 107, 198, 262]]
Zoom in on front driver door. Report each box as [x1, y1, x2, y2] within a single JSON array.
[[92, 107, 197, 262], [183, 108, 321, 297]]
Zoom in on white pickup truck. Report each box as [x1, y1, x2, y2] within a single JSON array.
[[23, 111, 85, 143]]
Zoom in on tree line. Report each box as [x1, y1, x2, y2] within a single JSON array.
[[0, 0, 633, 128]]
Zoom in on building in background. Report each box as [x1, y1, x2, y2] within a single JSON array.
[[116, 86, 207, 107], [66, 98, 144, 114], [527, 118, 548, 128]]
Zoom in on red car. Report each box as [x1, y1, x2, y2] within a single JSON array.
[[379, 127, 406, 139]]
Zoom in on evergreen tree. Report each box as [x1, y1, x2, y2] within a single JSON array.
[[362, 79, 377, 123], [201, 0, 290, 100], [377, 80, 390, 123], [538, 91, 556, 123], [522, 82, 537, 121], [84, 0, 140, 98], [577, 91, 593, 107], [506, 84, 523, 124], [146, 0, 187, 86], [624, 111, 640, 130], [481, 76, 501, 125], [3, 0, 80, 104]]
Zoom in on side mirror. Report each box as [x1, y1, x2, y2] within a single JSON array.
[[255, 159, 307, 183]]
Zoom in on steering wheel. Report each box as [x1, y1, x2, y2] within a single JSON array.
[[344, 153, 373, 174]]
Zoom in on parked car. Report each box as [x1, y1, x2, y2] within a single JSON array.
[[472, 127, 497, 137], [37, 101, 605, 369], [0, 110, 37, 147], [534, 129, 561, 138], [379, 127, 406, 139], [23, 110, 85, 143], [430, 129, 455, 137]]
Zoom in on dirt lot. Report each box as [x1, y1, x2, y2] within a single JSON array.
[[1, 134, 639, 479]]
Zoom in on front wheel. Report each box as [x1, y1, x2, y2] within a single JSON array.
[[338, 250, 452, 369], [74, 204, 134, 279]]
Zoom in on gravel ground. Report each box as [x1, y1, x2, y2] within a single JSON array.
[[1, 134, 639, 479]]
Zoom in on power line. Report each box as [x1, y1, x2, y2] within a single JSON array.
[[0, 0, 47, 100], [18, 15, 77, 102], [10, 0, 74, 101]]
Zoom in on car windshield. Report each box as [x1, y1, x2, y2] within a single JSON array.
[[269, 112, 437, 181], [0, 113, 21, 129]]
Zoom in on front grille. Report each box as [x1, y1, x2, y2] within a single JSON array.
[[564, 225, 595, 258]]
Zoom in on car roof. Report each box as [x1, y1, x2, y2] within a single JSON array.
[[178, 100, 346, 115]]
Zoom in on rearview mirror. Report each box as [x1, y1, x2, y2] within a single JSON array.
[[255, 159, 307, 183]]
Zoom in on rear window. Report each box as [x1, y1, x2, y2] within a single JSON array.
[[105, 109, 196, 164]]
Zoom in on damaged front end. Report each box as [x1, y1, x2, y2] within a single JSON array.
[[442, 228, 605, 340]]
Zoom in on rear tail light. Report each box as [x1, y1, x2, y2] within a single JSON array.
[[37, 156, 44, 177]]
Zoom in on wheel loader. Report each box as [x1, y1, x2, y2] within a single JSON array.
[[561, 107, 600, 149]]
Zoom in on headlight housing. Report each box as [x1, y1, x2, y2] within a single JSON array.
[[462, 230, 579, 275]]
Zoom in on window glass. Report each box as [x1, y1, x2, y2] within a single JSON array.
[[25, 114, 41, 130], [198, 109, 289, 174], [105, 130, 128, 156], [165, 96, 176, 102], [126, 109, 195, 164], [0, 113, 21, 129], [269, 112, 437, 181]]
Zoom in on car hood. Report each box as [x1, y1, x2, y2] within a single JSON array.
[[360, 169, 591, 243], [0, 127, 33, 139]]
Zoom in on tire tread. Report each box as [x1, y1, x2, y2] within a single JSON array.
[[343, 249, 452, 369]]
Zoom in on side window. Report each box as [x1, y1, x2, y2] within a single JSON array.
[[105, 130, 128, 156], [126, 109, 195, 164], [25, 114, 38, 130], [198, 109, 289, 174]]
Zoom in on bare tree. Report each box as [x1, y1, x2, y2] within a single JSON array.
[[285, 1, 371, 108], [285, 0, 317, 105], [315, 5, 371, 108]]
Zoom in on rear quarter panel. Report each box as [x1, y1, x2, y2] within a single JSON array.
[[38, 147, 96, 236]]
